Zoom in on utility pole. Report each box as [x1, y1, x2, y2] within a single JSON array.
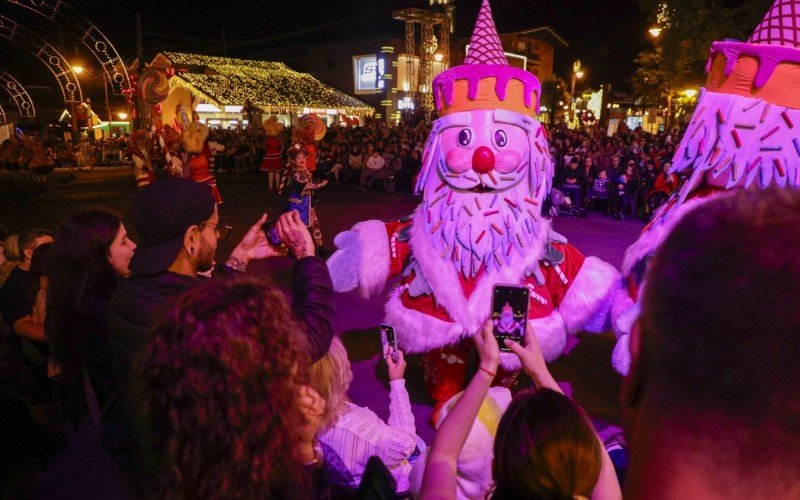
[[104, 74, 112, 128], [135, 13, 143, 129]]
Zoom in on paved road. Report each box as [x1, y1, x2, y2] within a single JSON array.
[[1, 168, 644, 497]]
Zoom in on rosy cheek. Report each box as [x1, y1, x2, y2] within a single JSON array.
[[494, 150, 522, 174], [445, 148, 473, 173]]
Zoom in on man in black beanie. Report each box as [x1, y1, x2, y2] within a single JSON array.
[[104, 177, 334, 474]]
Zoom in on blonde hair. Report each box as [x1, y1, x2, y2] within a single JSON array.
[[308, 336, 353, 429]]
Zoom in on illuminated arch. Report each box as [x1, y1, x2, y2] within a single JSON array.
[[3, 0, 130, 95], [0, 71, 35, 118], [0, 14, 82, 102], [0, 103, 6, 123]]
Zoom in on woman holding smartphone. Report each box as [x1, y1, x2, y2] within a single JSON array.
[[420, 322, 622, 500], [309, 336, 423, 493]]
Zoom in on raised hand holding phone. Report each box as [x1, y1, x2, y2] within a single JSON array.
[[386, 349, 407, 381], [491, 284, 529, 351], [504, 323, 561, 393], [380, 323, 399, 363]]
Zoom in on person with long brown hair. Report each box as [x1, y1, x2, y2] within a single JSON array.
[[137, 276, 326, 498], [420, 321, 621, 500], [46, 208, 136, 427]]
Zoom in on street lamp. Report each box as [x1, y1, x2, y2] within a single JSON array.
[[682, 88, 698, 98], [72, 64, 113, 127], [570, 60, 585, 125], [117, 112, 128, 120], [648, 26, 662, 38]]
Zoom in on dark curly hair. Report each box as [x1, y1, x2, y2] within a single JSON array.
[[491, 388, 602, 499], [137, 276, 313, 499]]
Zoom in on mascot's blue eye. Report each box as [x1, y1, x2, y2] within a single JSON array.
[[494, 130, 508, 147], [458, 129, 472, 146]]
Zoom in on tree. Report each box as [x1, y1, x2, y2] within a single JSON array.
[[540, 77, 569, 125], [633, 0, 773, 123], [636, 0, 773, 83]]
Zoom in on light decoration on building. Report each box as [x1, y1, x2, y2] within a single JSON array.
[[163, 52, 374, 116]]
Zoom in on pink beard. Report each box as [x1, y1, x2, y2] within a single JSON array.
[[420, 178, 545, 278]]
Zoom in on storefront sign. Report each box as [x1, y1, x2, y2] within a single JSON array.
[[353, 55, 385, 94]]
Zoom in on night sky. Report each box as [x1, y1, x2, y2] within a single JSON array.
[[0, 0, 650, 111]]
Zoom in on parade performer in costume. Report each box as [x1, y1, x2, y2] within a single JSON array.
[[78, 134, 94, 171], [260, 116, 285, 192], [327, 0, 619, 412], [282, 142, 328, 247], [610, 0, 800, 375], [127, 129, 155, 190], [292, 114, 325, 173], [23, 135, 54, 185], [160, 124, 183, 177], [182, 120, 222, 204]]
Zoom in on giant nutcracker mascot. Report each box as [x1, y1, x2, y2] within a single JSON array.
[[260, 116, 285, 192], [328, 0, 620, 411], [610, 0, 800, 375]]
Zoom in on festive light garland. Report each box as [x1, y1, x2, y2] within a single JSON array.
[[163, 52, 374, 115]]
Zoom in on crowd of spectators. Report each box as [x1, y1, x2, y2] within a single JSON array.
[[548, 124, 681, 220], [1, 154, 799, 498], [205, 121, 428, 194]]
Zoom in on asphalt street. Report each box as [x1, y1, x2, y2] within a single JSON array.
[[1, 167, 644, 497]]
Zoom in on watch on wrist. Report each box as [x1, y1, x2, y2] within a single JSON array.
[[225, 255, 247, 273]]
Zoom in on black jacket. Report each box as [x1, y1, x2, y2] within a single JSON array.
[[103, 256, 335, 472]]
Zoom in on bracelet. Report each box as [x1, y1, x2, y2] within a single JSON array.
[[478, 366, 496, 378], [225, 255, 247, 273]]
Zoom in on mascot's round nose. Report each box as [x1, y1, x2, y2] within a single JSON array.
[[472, 146, 495, 174]]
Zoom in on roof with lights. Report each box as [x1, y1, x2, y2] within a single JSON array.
[[159, 52, 374, 115]]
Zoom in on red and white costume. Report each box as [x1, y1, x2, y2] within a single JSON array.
[[260, 136, 284, 172], [185, 153, 222, 204], [329, 0, 620, 406], [610, 0, 800, 375]]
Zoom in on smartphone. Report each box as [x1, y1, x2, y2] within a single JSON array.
[[491, 284, 529, 351], [380, 323, 398, 363], [260, 218, 282, 246]]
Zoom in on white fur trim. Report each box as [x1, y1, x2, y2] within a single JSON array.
[[611, 292, 639, 339], [352, 220, 391, 298], [558, 256, 621, 335], [612, 334, 631, 376], [386, 289, 468, 354], [621, 196, 716, 277], [500, 314, 566, 370], [408, 207, 551, 334], [529, 314, 568, 362]]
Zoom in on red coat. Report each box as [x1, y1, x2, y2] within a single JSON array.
[[260, 137, 284, 171], [186, 153, 222, 203], [338, 215, 619, 370]]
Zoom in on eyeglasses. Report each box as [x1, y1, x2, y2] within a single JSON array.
[[200, 221, 233, 241]]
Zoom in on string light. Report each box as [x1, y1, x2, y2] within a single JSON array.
[[164, 52, 374, 115]]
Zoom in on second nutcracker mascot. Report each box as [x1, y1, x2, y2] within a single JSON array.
[[328, 0, 620, 408]]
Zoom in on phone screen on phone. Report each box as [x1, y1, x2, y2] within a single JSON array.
[[380, 324, 398, 363], [492, 285, 529, 351]]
